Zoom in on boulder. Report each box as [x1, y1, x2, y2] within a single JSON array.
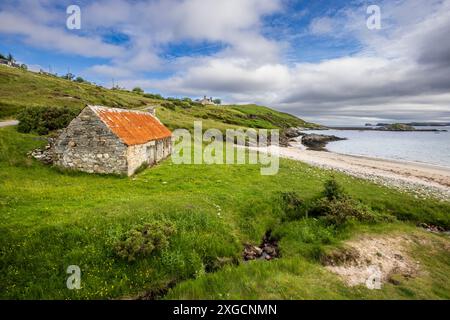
[[301, 133, 346, 151]]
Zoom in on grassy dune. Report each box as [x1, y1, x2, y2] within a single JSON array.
[[0, 126, 449, 299]]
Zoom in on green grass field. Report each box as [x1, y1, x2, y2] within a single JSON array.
[[1, 126, 449, 299]]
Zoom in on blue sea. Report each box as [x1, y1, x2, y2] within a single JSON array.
[[306, 127, 450, 168]]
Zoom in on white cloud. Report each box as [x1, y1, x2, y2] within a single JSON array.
[[309, 17, 335, 35], [0, 6, 124, 58], [1, 0, 450, 124], [136, 0, 450, 124]]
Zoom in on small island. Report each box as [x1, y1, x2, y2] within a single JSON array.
[[379, 123, 416, 131], [330, 123, 447, 132]]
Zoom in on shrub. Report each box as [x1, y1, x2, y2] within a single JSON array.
[[309, 197, 376, 226], [143, 93, 164, 100], [322, 178, 346, 200], [61, 73, 75, 81], [279, 192, 305, 221], [307, 178, 393, 226], [190, 102, 203, 107], [17, 106, 79, 135], [161, 102, 176, 110], [172, 100, 191, 109], [114, 221, 176, 262], [132, 87, 144, 94]]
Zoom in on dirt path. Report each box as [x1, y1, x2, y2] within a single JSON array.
[[0, 120, 19, 128]]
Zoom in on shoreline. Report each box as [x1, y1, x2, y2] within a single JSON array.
[[255, 144, 450, 201], [319, 149, 450, 172], [327, 126, 447, 132]]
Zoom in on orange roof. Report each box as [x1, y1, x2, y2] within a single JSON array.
[[89, 106, 172, 146]]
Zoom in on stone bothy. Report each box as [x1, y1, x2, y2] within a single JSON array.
[[53, 105, 172, 176]]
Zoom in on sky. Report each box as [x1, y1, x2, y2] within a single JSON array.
[[0, 0, 449, 125]]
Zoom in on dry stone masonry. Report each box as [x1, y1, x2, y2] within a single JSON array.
[[53, 105, 172, 176]]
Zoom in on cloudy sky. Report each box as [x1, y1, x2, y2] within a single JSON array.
[[1, 0, 449, 125]]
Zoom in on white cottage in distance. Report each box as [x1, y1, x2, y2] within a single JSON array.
[[53, 105, 172, 176], [197, 96, 215, 105]]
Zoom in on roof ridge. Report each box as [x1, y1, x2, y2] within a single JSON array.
[[88, 105, 154, 116]]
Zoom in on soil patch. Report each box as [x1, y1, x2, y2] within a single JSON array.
[[322, 235, 419, 287]]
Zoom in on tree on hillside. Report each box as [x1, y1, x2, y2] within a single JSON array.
[[62, 73, 75, 81], [132, 87, 144, 94], [6, 53, 14, 62], [0, 52, 5, 60], [75, 76, 85, 83], [20, 64, 28, 70], [213, 98, 222, 105]]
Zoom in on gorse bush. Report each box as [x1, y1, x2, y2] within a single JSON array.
[[308, 178, 393, 226], [279, 192, 305, 221], [309, 196, 376, 226], [161, 102, 176, 110], [132, 87, 144, 94], [114, 221, 176, 262], [143, 93, 164, 100], [17, 106, 79, 135], [322, 178, 346, 200], [277, 179, 392, 226]]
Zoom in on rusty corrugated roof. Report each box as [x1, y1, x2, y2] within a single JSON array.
[[89, 105, 172, 146]]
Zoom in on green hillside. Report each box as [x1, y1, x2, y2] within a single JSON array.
[[0, 65, 316, 132]]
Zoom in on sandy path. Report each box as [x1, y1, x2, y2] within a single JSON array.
[[0, 120, 19, 128], [255, 144, 450, 200]]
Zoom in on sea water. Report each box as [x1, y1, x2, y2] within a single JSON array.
[[306, 127, 450, 168]]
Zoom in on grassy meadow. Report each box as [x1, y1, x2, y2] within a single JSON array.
[[1, 126, 449, 299]]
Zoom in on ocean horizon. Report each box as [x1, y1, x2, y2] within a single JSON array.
[[307, 126, 450, 169]]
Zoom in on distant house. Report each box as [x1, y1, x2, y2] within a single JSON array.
[[53, 105, 172, 176], [198, 96, 215, 105], [0, 59, 10, 66], [0, 57, 21, 68], [0, 59, 17, 67]]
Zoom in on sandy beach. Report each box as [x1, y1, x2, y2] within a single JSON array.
[[256, 143, 450, 201]]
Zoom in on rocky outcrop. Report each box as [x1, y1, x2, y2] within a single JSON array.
[[281, 127, 308, 147], [243, 232, 279, 261], [284, 127, 306, 138], [301, 134, 346, 151], [28, 137, 56, 165]]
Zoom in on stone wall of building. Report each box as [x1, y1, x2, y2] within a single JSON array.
[[53, 107, 128, 175], [126, 137, 172, 176]]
